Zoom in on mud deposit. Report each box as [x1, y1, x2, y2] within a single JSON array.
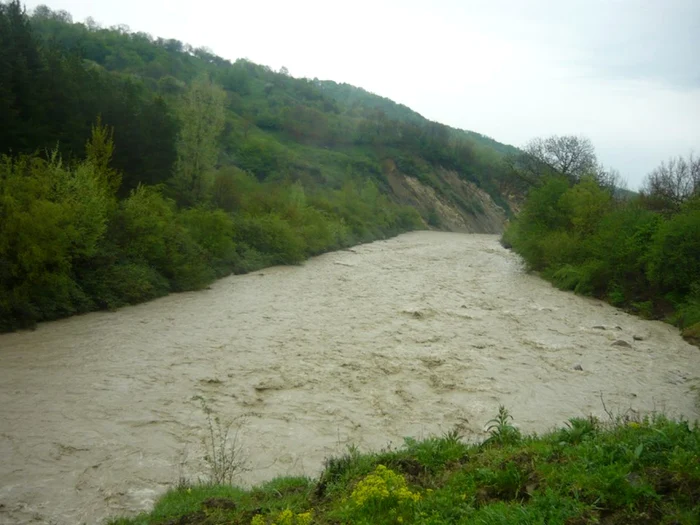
[[1, 232, 698, 524]]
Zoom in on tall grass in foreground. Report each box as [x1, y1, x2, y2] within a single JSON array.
[[111, 407, 700, 525]]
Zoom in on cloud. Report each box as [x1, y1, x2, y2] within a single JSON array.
[[568, 1, 700, 89]]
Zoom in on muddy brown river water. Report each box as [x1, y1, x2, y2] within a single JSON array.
[[1, 232, 699, 524]]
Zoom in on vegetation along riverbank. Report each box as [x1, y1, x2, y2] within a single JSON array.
[[110, 409, 700, 525]]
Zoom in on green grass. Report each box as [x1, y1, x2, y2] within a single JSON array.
[[110, 414, 700, 525]]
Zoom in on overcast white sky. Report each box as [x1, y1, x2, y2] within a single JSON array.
[[25, 0, 700, 188]]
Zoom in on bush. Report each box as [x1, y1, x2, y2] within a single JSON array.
[[211, 167, 259, 213], [0, 153, 111, 328], [178, 207, 237, 277], [648, 208, 700, 295], [297, 207, 344, 255], [114, 185, 177, 268], [674, 290, 700, 329], [584, 205, 659, 302], [537, 231, 581, 270], [503, 177, 571, 270], [549, 260, 609, 296], [234, 214, 307, 266], [558, 176, 611, 236], [112, 186, 213, 292], [80, 262, 170, 309]]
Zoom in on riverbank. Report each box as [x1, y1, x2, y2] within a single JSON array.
[[1, 232, 698, 524], [109, 414, 700, 525], [501, 177, 700, 351]]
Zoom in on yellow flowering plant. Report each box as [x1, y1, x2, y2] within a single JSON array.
[[346, 465, 421, 522], [250, 508, 313, 525]]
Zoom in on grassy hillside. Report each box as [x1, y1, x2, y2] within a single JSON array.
[[110, 411, 700, 525]]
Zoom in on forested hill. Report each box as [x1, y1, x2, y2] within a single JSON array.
[[5, 3, 519, 217], [317, 80, 520, 158], [0, 1, 518, 330]]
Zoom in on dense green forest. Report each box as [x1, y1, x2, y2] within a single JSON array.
[[0, 1, 519, 331], [503, 136, 700, 344]]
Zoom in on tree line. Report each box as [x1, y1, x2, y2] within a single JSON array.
[[504, 135, 699, 342]]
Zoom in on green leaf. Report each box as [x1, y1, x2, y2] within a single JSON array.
[[634, 443, 644, 459]]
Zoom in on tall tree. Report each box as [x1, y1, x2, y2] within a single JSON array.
[[170, 75, 226, 205], [642, 153, 699, 211], [593, 165, 627, 197], [0, 0, 50, 152], [509, 135, 598, 187], [85, 116, 121, 195]]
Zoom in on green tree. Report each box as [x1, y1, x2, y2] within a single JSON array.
[[648, 204, 700, 295], [170, 75, 226, 205], [85, 116, 121, 195], [0, 0, 50, 153], [559, 176, 611, 236], [0, 152, 112, 328]]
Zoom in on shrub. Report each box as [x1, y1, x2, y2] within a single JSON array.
[[178, 207, 237, 277], [674, 290, 700, 328], [550, 259, 608, 295], [648, 208, 700, 295], [114, 186, 213, 291], [537, 231, 581, 269], [0, 153, 111, 327], [80, 262, 170, 309], [234, 213, 306, 265]]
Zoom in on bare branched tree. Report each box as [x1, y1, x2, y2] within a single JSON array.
[[508, 135, 599, 188], [504, 148, 552, 187], [525, 135, 598, 183], [642, 153, 699, 209], [595, 166, 628, 197]]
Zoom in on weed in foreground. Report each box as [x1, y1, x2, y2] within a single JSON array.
[[193, 395, 248, 485], [483, 405, 522, 446], [110, 406, 700, 525]]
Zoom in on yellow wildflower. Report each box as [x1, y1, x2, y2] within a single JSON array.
[[350, 465, 421, 507], [296, 511, 313, 525], [276, 509, 294, 525]]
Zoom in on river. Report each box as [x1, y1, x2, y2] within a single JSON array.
[[1, 232, 698, 524]]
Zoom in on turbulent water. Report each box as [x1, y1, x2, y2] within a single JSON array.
[[1, 232, 698, 524]]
